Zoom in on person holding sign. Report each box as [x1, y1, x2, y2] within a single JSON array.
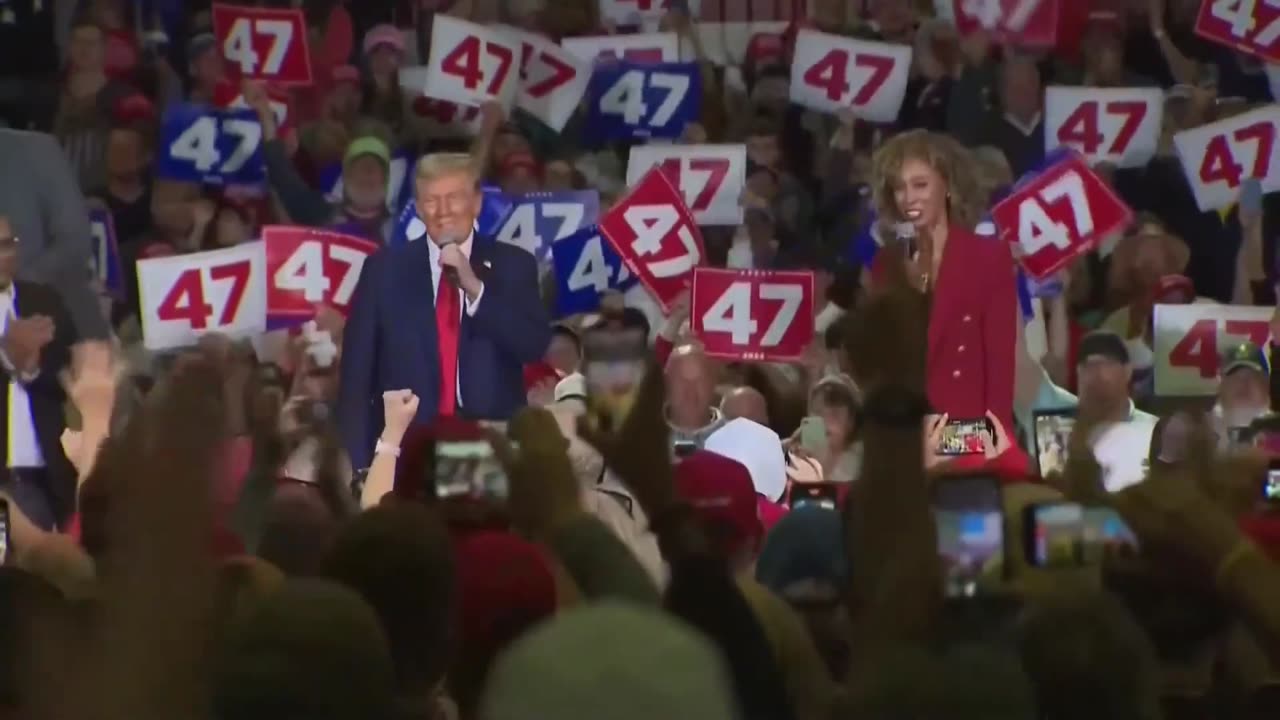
[[868, 130, 1019, 435], [339, 154, 551, 470]]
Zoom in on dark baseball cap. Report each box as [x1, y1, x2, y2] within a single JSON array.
[[1222, 341, 1269, 376], [1077, 331, 1130, 365]]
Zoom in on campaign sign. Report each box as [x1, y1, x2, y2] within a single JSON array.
[[1173, 104, 1280, 211], [137, 242, 267, 351], [1195, 0, 1280, 64], [1044, 86, 1163, 168], [561, 32, 680, 65], [691, 267, 814, 362], [495, 191, 600, 261], [598, 166, 704, 312], [157, 103, 265, 186], [87, 205, 124, 297], [1153, 303, 1273, 396], [551, 225, 638, 317], [951, 0, 1059, 48], [391, 185, 514, 246], [625, 143, 746, 226], [263, 226, 378, 324], [320, 152, 414, 212], [789, 29, 912, 123], [498, 26, 591, 132], [425, 15, 520, 108], [990, 152, 1133, 280], [211, 3, 312, 85], [598, 0, 704, 27], [587, 61, 701, 141]]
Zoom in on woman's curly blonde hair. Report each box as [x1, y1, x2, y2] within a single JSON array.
[[870, 129, 987, 232]]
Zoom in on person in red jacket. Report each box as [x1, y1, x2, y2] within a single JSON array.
[[867, 130, 1019, 437]]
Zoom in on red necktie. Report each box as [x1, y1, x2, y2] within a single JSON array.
[[435, 272, 461, 416]]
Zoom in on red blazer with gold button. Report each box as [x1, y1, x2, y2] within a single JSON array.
[[872, 223, 1018, 431]]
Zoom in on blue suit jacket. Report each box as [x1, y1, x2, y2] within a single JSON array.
[[338, 235, 551, 468]]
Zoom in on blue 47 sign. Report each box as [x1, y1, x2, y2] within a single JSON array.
[[496, 191, 599, 261], [551, 225, 638, 317], [586, 62, 701, 142], [157, 103, 265, 185]]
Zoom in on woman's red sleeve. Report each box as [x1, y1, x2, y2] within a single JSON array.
[[984, 242, 1018, 432]]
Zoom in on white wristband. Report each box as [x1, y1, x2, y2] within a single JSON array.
[[374, 439, 401, 458]]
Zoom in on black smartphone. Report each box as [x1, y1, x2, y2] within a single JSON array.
[[789, 482, 840, 510], [1032, 410, 1075, 476], [938, 418, 993, 456], [673, 440, 699, 458], [582, 323, 648, 434], [0, 498, 9, 566], [1024, 502, 1085, 568], [932, 474, 1004, 598], [434, 422, 508, 502]]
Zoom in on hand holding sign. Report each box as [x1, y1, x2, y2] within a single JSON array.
[[789, 30, 912, 123], [138, 242, 267, 350], [692, 268, 814, 362], [626, 144, 746, 226], [211, 3, 312, 85], [599, 167, 704, 312], [990, 152, 1132, 280], [426, 16, 520, 108], [263, 226, 378, 325], [588, 61, 701, 141]]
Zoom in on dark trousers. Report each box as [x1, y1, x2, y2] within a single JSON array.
[[0, 467, 56, 531]]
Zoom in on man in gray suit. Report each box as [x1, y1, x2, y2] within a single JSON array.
[[0, 128, 109, 339]]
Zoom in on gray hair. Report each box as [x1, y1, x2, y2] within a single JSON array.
[[414, 153, 478, 186]]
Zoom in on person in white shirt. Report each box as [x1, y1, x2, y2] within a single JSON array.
[[1075, 331, 1158, 492], [0, 215, 78, 529]]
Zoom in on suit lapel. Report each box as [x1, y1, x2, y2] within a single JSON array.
[[404, 242, 437, 355]]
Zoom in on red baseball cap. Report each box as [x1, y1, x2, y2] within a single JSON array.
[[675, 450, 762, 557]]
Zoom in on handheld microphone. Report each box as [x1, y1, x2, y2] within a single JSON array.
[[437, 233, 463, 288]]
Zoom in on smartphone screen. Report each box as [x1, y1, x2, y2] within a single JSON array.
[[1026, 503, 1084, 567], [1081, 507, 1138, 559], [938, 418, 990, 456], [1033, 412, 1075, 476], [0, 499, 9, 566], [1265, 466, 1280, 503], [582, 325, 648, 433], [435, 440, 508, 502], [932, 475, 1004, 598], [673, 440, 698, 458], [799, 415, 828, 459], [789, 482, 839, 510]]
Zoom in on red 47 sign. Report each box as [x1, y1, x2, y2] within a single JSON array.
[[1044, 86, 1163, 168], [1153, 303, 1272, 395], [598, 167, 704, 313], [263, 226, 378, 324], [1173, 104, 1280, 211], [691, 268, 814, 362], [952, 0, 1059, 47], [1195, 0, 1280, 64], [426, 15, 520, 108], [789, 29, 913, 123], [137, 242, 267, 351], [990, 153, 1133, 280], [211, 4, 312, 85]]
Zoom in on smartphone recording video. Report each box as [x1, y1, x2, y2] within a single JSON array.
[[1033, 411, 1075, 477], [434, 432, 508, 503], [932, 474, 1004, 598], [938, 418, 991, 456], [789, 482, 840, 510], [1265, 464, 1280, 504], [1081, 507, 1139, 560], [1025, 502, 1084, 568], [582, 324, 648, 434]]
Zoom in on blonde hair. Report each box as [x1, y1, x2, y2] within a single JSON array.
[[871, 130, 986, 231], [414, 152, 479, 186]]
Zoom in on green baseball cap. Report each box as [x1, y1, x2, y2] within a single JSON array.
[[343, 136, 391, 169]]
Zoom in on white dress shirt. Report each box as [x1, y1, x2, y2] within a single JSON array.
[[425, 232, 486, 407], [0, 286, 45, 468]]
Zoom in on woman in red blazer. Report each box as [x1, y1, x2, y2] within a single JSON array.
[[867, 130, 1019, 434]]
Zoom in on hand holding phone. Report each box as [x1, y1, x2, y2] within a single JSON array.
[[938, 418, 992, 456], [434, 423, 508, 502]]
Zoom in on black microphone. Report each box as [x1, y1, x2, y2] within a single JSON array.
[[893, 221, 917, 259], [437, 233, 463, 288]]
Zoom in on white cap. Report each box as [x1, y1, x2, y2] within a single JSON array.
[[704, 418, 787, 502]]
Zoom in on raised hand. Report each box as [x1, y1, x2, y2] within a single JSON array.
[[65, 340, 119, 430], [381, 389, 420, 445]]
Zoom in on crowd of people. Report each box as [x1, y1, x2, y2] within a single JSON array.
[[4, 0, 1280, 719]]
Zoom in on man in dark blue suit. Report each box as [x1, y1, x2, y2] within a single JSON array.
[[338, 153, 551, 469]]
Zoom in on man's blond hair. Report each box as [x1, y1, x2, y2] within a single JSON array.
[[414, 153, 479, 186]]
